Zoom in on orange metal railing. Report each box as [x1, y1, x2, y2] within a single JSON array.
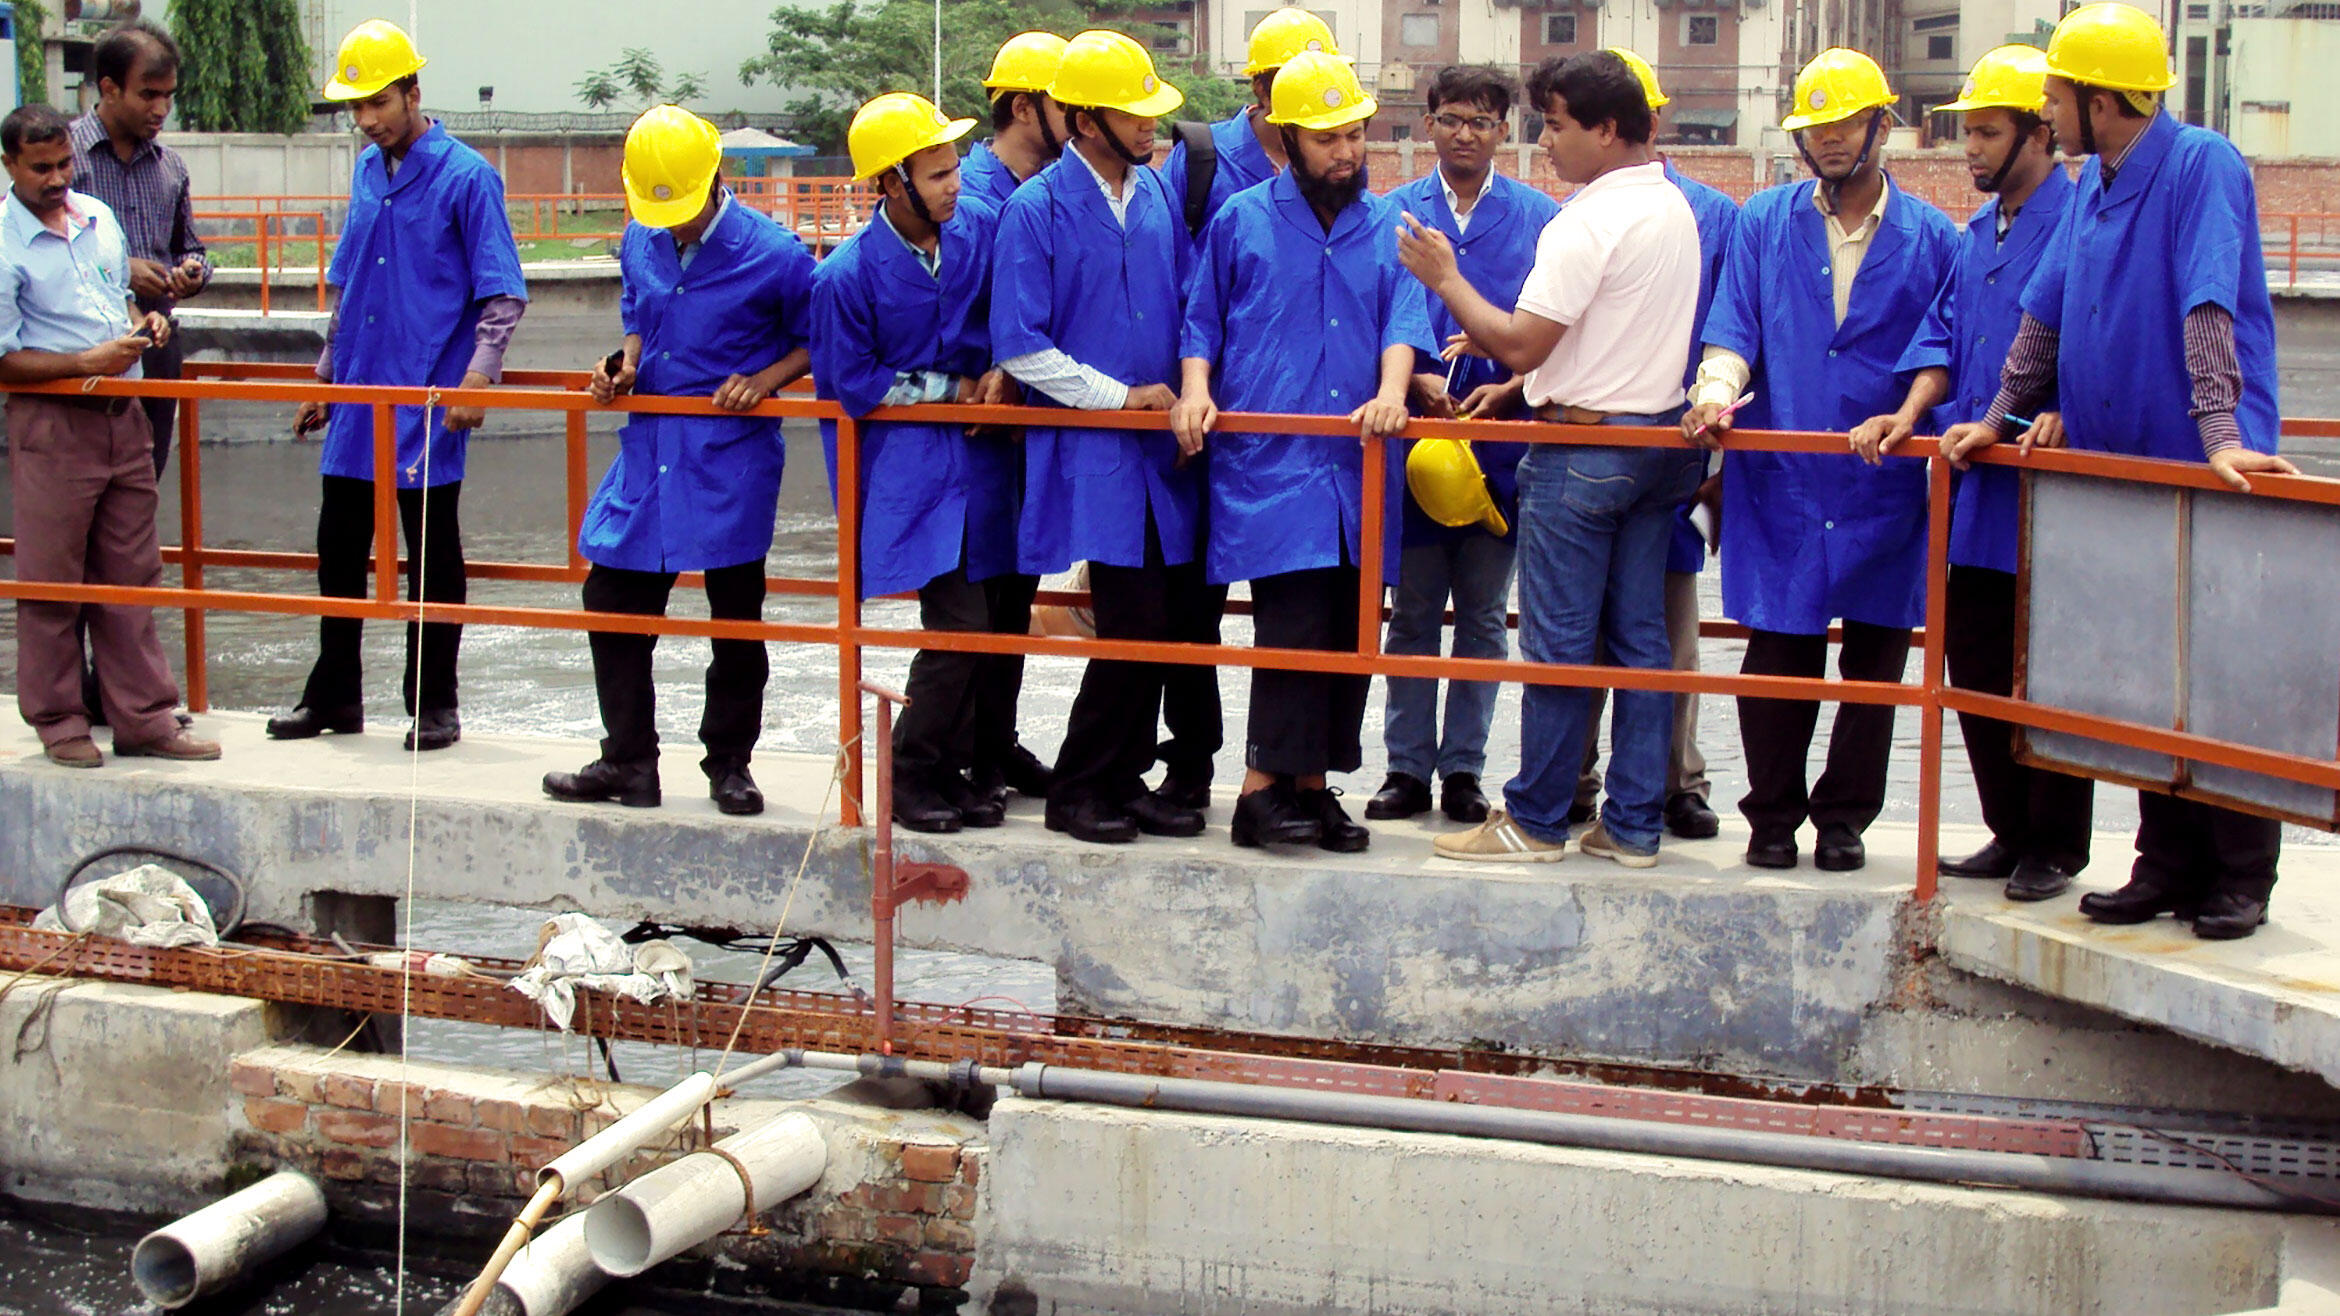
[[2, 368, 2338, 908]]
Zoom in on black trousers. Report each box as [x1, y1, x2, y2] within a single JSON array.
[[1247, 565, 1369, 778], [582, 560, 767, 771], [897, 564, 1033, 782], [1737, 621, 1911, 841], [1157, 581, 1228, 784], [141, 331, 182, 477], [969, 570, 1039, 774], [1946, 566, 2095, 871], [1053, 519, 1218, 807], [2134, 791, 2281, 902], [300, 475, 466, 715]]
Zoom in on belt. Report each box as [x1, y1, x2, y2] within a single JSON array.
[[44, 393, 133, 417], [1534, 403, 1614, 426]]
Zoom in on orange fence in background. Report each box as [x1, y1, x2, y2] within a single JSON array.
[[2, 366, 2339, 907]]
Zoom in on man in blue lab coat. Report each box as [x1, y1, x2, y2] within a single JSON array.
[[961, 31, 1069, 214], [1158, 6, 1343, 240]]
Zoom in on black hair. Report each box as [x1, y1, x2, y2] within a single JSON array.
[[1062, 102, 1148, 167], [1425, 64, 1517, 120], [1527, 50, 1653, 144], [93, 19, 180, 91], [991, 90, 1018, 131], [393, 73, 420, 97], [1250, 71, 1275, 104], [2, 103, 70, 156]]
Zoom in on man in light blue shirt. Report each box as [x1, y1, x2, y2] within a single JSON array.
[[0, 103, 216, 767]]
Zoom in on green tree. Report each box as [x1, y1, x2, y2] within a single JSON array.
[[575, 48, 708, 111], [13, 0, 46, 105], [576, 68, 622, 110], [171, 0, 311, 133], [1175, 72, 1250, 125]]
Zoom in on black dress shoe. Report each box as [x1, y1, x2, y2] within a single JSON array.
[[1303, 788, 1371, 853], [267, 703, 364, 739], [1566, 799, 1598, 827], [1045, 796, 1138, 844], [708, 762, 764, 816], [405, 708, 461, 752], [544, 758, 661, 808], [1664, 793, 1719, 840], [1745, 835, 1799, 869], [1940, 839, 2019, 880], [936, 772, 1006, 828], [893, 780, 962, 834], [1814, 824, 1866, 872], [1125, 790, 1206, 837], [1441, 774, 1490, 824], [2004, 857, 2075, 902], [1232, 783, 1322, 848], [2078, 877, 2199, 925], [2193, 889, 2270, 940], [968, 763, 1010, 806], [1364, 772, 1431, 820], [997, 742, 1054, 799], [1155, 770, 1213, 812]]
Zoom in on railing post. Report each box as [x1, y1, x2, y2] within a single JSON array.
[[314, 214, 328, 312], [257, 216, 271, 317], [178, 395, 209, 713], [1914, 448, 1953, 904], [1357, 431, 1387, 656], [836, 415, 866, 827], [869, 688, 898, 1054], [372, 404, 399, 606], [565, 410, 588, 574]]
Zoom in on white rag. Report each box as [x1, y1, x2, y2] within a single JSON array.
[[32, 864, 219, 948], [508, 913, 694, 1031]]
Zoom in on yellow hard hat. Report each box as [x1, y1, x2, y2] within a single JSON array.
[[1047, 29, 1183, 118], [1245, 7, 1343, 76], [2045, 3, 2175, 94], [1406, 439, 1507, 536], [1938, 45, 2050, 114], [322, 19, 426, 101], [1266, 50, 1376, 131], [848, 92, 977, 182], [1780, 48, 1896, 132], [623, 106, 723, 229], [985, 31, 1069, 93], [1609, 47, 1669, 110]]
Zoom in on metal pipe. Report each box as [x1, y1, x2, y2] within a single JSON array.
[[583, 1112, 828, 1277], [130, 1171, 327, 1308]]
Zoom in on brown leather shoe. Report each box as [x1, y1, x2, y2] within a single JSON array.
[[44, 736, 102, 768], [115, 731, 223, 761]]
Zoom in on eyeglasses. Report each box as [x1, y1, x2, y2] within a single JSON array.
[[1430, 112, 1501, 134]]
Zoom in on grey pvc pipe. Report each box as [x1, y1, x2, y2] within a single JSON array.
[[584, 1112, 828, 1277], [770, 1049, 2327, 1216], [131, 1171, 328, 1308]]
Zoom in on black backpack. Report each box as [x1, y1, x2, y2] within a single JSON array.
[[1169, 120, 1216, 237]]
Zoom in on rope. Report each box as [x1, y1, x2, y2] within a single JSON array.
[[392, 383, 442, 1316]]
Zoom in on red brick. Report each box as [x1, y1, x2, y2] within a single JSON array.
[[834, 1183, 875, 1208], [409, 1159, 470, 1194], [899, 1145, 959, 1183], [922, 1218, 975, 1251], [243, 1098, 310, 1136], [870, 1182, 939, 1215], [475, 1098, 526, 1133], [872, 1213, 924, 1248], [508, 1136, 569, 1170], [410, 1122, 506, 1163], [906, 1250, 973, 1288], [423, 1089, 475, 1126], [228, 1061, 277, 1099], [523, 1105, 579, 1139], [814, 1209, 867, 1242], [364, 1154, 409, 1186], [315, 1108, 400, 1150], [319, 1148, 367, 1181], [276, 1070, 324, 1104], [372, 1081, 420, 1117], [958, 1152, 981, 1188], [941, 1184, 977, 1221], [321, 1073, 376, 1110]]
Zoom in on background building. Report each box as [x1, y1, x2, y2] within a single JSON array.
[[2173, 0, 2340, 158]]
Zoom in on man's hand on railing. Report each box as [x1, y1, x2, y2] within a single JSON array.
[[588, 351, 636, 404], [292, 399, 328, 437], [1457, 377, 1524, 420], [712, 370, 777, 412], [1681, 400, 1733, 452], [1410, 371, 1458, 420], [77, 333, 147, 379], [2209, 446, 2301, 494], [1170, 385, 1216, 461], [1123, 383, 1177, 411], [444, 370, 493, 431], [1848, 411, 1914, 466], [1349, 389, 1409, 440], [957, 368, 1016, 439]]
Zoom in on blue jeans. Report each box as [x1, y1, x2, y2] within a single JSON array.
[[1504, 417, 1704, 850], [1381, 533, 1518, 782]]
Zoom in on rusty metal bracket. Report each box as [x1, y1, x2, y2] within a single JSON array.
[[885, 862, 968, 911]]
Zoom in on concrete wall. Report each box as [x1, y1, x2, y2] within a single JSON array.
[[2228, 20, 2340, 162], [164, 131, 632, 203]]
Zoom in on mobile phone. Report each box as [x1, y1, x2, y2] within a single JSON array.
[[131, 325, 156, 345], [602, 349, 626, 378]]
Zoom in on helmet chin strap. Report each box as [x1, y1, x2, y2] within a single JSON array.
[[1798, 108, 1885, 215], [1083, 108, 1151, 168], [1035, 95, 1063, 161], [892, 162, 938, 228], [2078, 88, 2099, 160]]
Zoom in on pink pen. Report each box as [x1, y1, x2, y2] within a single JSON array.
[[1692, 391, 1756, 440]]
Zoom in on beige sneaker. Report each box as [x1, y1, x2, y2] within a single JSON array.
[[1432, 809, 1568, 863], [1579, 821, 1659, 869], [115, 731, 222, 761]]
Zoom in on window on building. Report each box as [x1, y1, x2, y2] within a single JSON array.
[[1544, 12, 1577, 44], [1911, 11, 1959, 29], [2186, 2, 2211, 17], [1684, 13, 1718, 45], [1401, 13, 1439, 47], [1926, 34, 1953, 60], [2185, 33, 2209, 124]]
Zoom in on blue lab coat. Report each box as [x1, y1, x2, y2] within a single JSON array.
[[961, 140, 1023, 214], [1182, 171, 1435, 585], [577, 197, 815, 574], [320, 122, 526, 488], [1666, 161, 1743, 575], [2022, 112, 2281, 462], [1700, 176, 1957, 633], [813, 199, 1017, 600], [990, 154, 1197, 575], [1898, 165, 2071, 574]]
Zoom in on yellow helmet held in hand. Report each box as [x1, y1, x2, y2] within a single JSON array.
[[985, 31, 1069, 93], [848, 92, 977, 181], [1245, 7, 1343, 76], [1267, 50, 1376, 131], [1780, 48, 1896, 131], [1407, 439, 1508, 537], [1048, 30, 1183, 118], [1938, 45, 2050, 114], [1609, 47, 1669, 110], [322, 19, 426, 101], [623, 106, 723, 229], [2046, 3, 2175, 93]]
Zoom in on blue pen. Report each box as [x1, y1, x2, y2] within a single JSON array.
[[2002, 414, 2036, 430]]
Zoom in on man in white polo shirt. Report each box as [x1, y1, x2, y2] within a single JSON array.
[[1398, 49, 1702, 866]]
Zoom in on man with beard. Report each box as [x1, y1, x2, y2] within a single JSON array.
[[1849, 44, 2093, 903], [962, 33, 1069, 216], [1943, 3, 2292, 940], [269, 19, 527, 754], [993, 30, 1205, 845], [1158, 6, 1342, 238], [1678, 47, 1956, 872], [1175, 50, 1430, 852]]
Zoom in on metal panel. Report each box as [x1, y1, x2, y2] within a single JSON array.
[[2018, 470, 2183, 785], [2185, 493, 2340, 825]]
